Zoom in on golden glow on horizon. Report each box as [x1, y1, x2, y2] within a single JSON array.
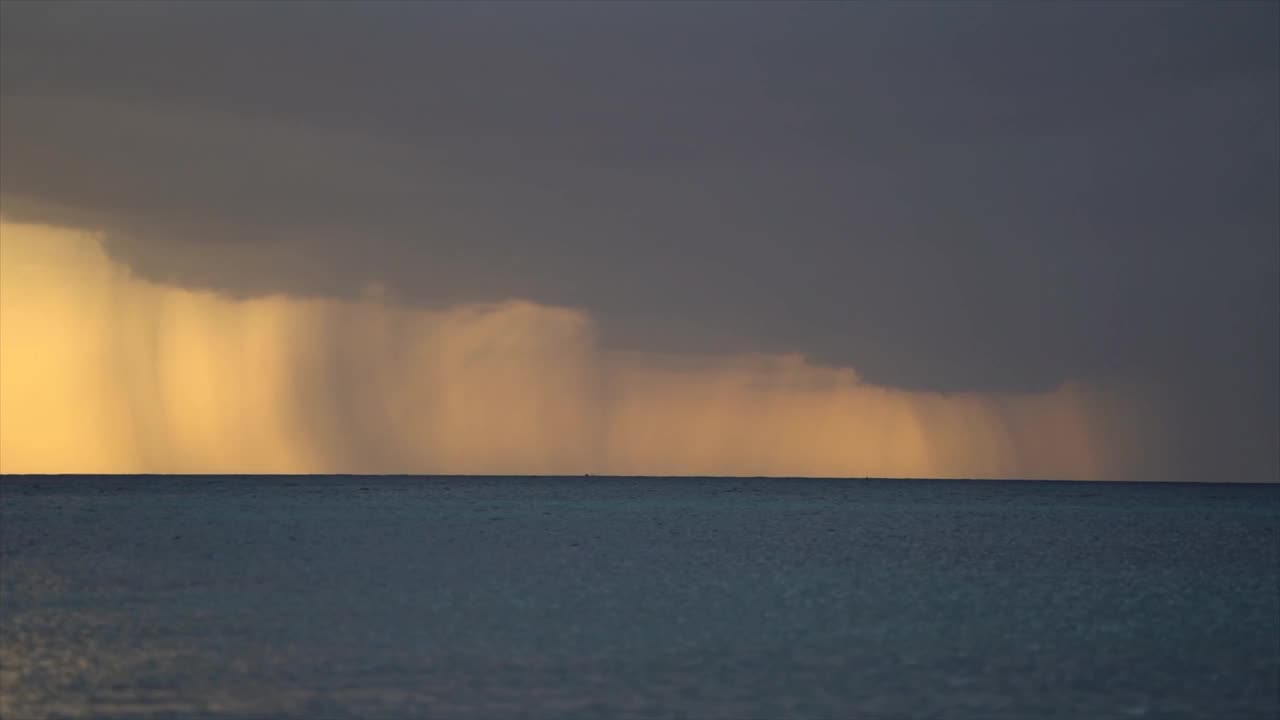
[[0, 219, 1149, 478]]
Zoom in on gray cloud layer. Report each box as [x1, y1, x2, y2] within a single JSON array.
[[2, 1, 1276, 480]]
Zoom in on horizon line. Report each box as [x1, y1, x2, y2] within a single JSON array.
[[1, 473, 1276, 486]]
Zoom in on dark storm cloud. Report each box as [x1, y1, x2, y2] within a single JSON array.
[[2, 1, 1276, 479]]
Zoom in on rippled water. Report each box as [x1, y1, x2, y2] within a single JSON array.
[[1, 476, 1277, 719]]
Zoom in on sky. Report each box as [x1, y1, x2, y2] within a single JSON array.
[[0, 1, 1276, 480]]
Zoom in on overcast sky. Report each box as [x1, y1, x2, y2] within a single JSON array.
[[1, 1, 1276, 480]]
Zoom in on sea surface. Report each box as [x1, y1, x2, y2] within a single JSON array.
[[1, 476, 1276, 719]]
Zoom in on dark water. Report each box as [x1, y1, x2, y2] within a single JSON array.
[[1, 476, 1277, 719]]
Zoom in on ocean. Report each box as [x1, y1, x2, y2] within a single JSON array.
[[1, 476, 1276, 719]]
